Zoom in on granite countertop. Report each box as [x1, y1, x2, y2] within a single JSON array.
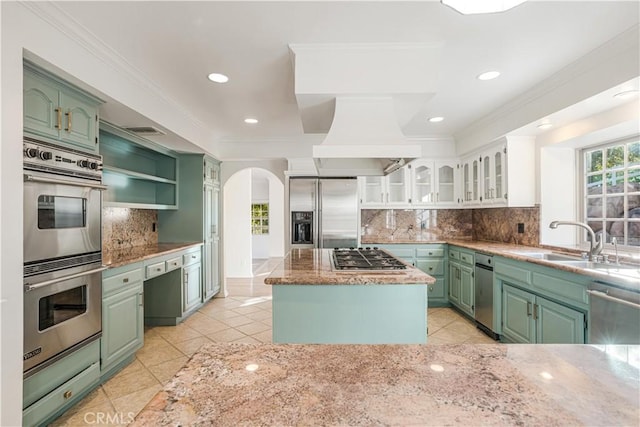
[[264, 248, 435, 285], [133, 343, 640, 426], [363, 238, 640, 289], [103, 242, 202, 268]]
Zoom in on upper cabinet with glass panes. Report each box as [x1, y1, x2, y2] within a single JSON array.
[[584, 139, 639, 247], [409, 159, 459, 207], [359, 167, 410, 207]]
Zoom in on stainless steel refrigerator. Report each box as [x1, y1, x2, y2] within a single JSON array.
[[289, 177, 358, 249]]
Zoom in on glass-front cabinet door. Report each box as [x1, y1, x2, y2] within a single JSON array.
[[493, 146, 507, 204], [410, 160, 434, 205], [463, 163, 471, 204], [436, 162, 456, 204], [472, 158, 480, 203], [360, 176, 385, 206], [386, 167, 409, 204]]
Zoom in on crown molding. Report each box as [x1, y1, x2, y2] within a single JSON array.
[[19, 1, 211, 135]]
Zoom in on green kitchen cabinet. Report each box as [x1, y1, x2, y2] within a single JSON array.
[[183, 257, 203, 314], [159, 154, 221, 302], [100, 264, 144, 380], [24, 61, 102, 153], [502, 283, 585, 344], [377, 244, 449, 307], [99, 121, 178, 209], [448, 246, 474, 316]]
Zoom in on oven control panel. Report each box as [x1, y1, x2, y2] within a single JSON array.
[[23, 138, 103, 180]]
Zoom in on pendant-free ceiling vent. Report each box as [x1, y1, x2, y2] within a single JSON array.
[[124, 126, 166, 136]]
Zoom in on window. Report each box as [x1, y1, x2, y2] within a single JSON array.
[[251, 203, 269, 235], [583, 138, 640, 247]]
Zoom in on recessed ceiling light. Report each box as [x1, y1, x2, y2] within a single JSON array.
[[442, 0, 527, 15], [244, 118, 258, 124], [207, 73, 229, 83], [613, 90, 639, 99], [477, 71, 501, 81], [537, 123, 553, 130], [428, 117, 444, 123]]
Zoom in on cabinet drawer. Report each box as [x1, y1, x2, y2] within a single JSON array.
[[103, 268, 143, 296], [459, 252, 474, 266], [417, 248, 444, 258], [448, 249, 459, 260], [183, 251, 201, 266], [416, 259, 444, 276], [23, 362, 100, 427], [496, 262, 532, 285], [146, 261, 166, 279], [166, 256, 183, 271]]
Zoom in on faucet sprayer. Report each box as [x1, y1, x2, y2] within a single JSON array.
[[548, 221, 603, 261]]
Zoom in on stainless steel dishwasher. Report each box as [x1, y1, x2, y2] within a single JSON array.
[[588, 281, 640, 344], [474, 253, 499, 340]]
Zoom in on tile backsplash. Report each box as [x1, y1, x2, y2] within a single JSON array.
[[103, 207, 158, 252], [361, 206, 540, 245]]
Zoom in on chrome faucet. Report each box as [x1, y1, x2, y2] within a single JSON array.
[[549, 221, 604, 261]]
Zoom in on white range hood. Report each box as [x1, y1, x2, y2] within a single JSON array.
[[312, 97, 422, 176]]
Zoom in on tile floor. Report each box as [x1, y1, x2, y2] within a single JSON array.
[[51, 258, 495, 426]]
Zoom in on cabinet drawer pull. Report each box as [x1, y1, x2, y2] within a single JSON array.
[[428, 267, 433, 271], [63, 390, 72, 400], [65, 110, 72, 132], [156, 267, 162, 272], [533, 303, 538, 320], [428, 252, 433, 255], [123, 278, 129, 283], [192, 255, 196, 259], [55, 107, 62, 129]]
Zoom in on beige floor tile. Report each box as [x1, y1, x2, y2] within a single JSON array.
[[171, 336, 212, 356], [235, 321, 271, 336], [445, 319, 479, 335], [245, 310, 272, 321], [102, 367, 160, 400], [207, 328, 247, 343], [110, 384, 163, 419], [153, 323, 202, 344], [183, 312, 230, 335], [50, 401, 118, 427], [231, 304, 264, 315], [108, 359, 148, 383], [251, 330, 272, 343], [219, 314, 254, 328], [135, 341, 184, 368], [464, 334, 498, 344], [147, 356, 188, 385], [139, 332, 169, 349], [427, 328, 463, 344], [260, 317, 273, 326], [231, 335, 261, 344], [204, 309, 242, 321]]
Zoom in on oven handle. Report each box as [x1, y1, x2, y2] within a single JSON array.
[[24, 266, 108, 292], [587, 289, 640, 310], [24, 174, 108, 191]]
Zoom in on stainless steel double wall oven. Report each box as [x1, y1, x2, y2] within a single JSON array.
[[23, 138, 106, 376]]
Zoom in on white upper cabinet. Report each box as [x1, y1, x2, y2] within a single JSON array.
[[410, 160, 458, 207], [359, 167, 410, 207]]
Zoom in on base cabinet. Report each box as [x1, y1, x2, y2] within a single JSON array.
[[502, 283, 585, 344], [448, 246, 474, 316], [101, 265, 144, 378], [183, 260, 203, 313]]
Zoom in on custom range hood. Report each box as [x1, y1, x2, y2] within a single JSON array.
[[312, 97, 422, 176], [290, 43, 442, 176]]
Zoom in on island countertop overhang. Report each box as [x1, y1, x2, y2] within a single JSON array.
[[264, 248, 436, 285]]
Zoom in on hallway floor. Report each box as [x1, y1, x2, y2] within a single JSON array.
[[51, 259, 495, 426]]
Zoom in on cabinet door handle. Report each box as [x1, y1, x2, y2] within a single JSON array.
[[139, 292, 144, 307], [65, 110, 72, 132], [123, 278, 129, 283], [527, 301, 532, 317], [436, 192, 439, 202], [428, 267, 433, 271], [533, 303, 538, 320], [55, 107, 62, 129]]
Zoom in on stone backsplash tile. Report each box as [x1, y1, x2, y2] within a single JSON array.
[[361, 209, 473, 241], [472, 207, 540, 246], [361, 206, 540, 245], [103, 207, 158, 252]]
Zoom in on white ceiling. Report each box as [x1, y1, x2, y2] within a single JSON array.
[[54, 1, 639, 154]]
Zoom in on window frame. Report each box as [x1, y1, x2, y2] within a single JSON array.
[[251, 202, 269, 235], [580, 135, 640, 249]]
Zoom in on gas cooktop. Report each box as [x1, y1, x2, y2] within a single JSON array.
[[332, 248, 407, 271]]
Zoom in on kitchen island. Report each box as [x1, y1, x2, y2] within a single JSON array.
[[264, 248, 435, 344], [132, 342, 640, 426]]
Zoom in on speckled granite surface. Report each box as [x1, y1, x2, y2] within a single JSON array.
[[132, 343, 640, 426], [361, 209, 473, 241], [103, 242, 202, 268], [264, 249, 436, 285], [103, 207, 158, 252]]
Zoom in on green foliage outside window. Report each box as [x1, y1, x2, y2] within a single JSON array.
[[251, 203, 269, 235]]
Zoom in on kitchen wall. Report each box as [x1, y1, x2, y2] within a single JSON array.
[[102, 208, 158, 252], [361, 206, 540, 246]]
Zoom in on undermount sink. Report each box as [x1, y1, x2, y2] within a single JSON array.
[[509, 251, 580, 261], [552, 260, 639, 270]]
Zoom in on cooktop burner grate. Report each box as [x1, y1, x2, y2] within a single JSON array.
[[332, 248, 407, 271]]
